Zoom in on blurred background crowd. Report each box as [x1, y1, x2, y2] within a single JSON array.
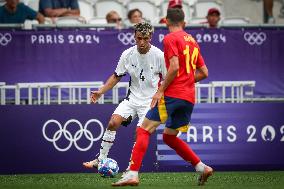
[[1, 0, 284, 28]]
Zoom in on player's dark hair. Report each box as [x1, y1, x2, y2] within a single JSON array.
[[166, 8, 185, 25]]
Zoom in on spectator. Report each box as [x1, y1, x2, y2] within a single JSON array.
[[280, 0, 284, 18], [0, 0, 44, 24], [39, 0, 80, 18], [263, 0, 275, 23], [127, 8, 143, 24], [106, 10, 123, 29], [206, 8, 220, 28], [159, 0, 183, 24]]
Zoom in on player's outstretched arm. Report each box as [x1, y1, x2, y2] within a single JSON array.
[[91, 74, 122, 103], [194, 65, 208, 83]]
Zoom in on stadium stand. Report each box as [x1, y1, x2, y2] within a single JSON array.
[[188, 17, 207, 24], [221, 16, 250, 25], [78, 0, 95, 21], [127, 0, 158, 23], [94, 0, 126, 20], [1, 0, 283, 25], [55, 16, 86, 25], [23, 0, 39, 11], [88, 17, 107, 24], [193, 0, 224, 18]]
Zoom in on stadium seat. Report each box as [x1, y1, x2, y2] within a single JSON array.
[[127, 0, 159, 24], [55, 16, 86, 25], [186, 0, 198, 6], [0, 0, 5, 6], [94, 0, 126, 19], [88, 17, 107, 24], [78, 0, 95, 21], [193, 0, 224, 18], [160, 0, 194, 23], [188, 17, 207, 24], [24, 0, 39, 11], [221, 16, 250, 25], [148, 0, 164, 6]]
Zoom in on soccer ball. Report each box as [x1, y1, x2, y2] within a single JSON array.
[[98, 158, 119, 177]]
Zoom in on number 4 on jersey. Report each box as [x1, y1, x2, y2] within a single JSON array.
[[183, 45, 199, 74], [139, 69, 145, 81]]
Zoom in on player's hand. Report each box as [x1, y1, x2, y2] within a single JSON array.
[[151, 91, 163, 108], [90, 91, 102, 104]]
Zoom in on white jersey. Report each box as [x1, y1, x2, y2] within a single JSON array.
[[115, 45, 167, 106]]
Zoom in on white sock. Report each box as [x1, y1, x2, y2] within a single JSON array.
[[128, 170, 138, 178], [98, 129, 116, 161], [195, 161, 206, 173]]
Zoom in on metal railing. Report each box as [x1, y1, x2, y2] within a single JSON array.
[[1, 82, 103, 105], [0, 81, 261, 105], [210, 81, 256, 103]]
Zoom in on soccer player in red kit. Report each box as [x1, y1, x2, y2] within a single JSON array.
[[112, 8, 213, 187]]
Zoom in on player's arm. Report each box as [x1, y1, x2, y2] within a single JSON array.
[[36, 13, 45, 24], [194, 49, 208, 82], [151, 56, 179, 108], [91, 74, 122, 103], [62, 9, 80, 16], [194, 65, 208, 83], [43, 8, 70, 17]]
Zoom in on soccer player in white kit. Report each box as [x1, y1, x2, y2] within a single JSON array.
[[83, 22, 167, 169]]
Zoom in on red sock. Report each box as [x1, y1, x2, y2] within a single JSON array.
[[163, 133, 200, 166], [129, 127, 150, 171]]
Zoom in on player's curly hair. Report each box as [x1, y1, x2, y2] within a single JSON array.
[[133, 22, 154, 36]]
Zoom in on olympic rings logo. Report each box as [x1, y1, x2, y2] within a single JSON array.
[[244, 32, 267, 46], [117, 32, 135, 45], [42, 119, 104, 152], [0, 33, 12, 46]]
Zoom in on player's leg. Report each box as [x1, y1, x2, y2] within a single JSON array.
[[112, 102, 163, 186], [163, 128, 212, 185], [122, 104, 151, 177], [162, 99, 213, 185], [112, 118, 161, 186], [83, 114, 125, 169], [83, 100, 135, 169], [128, 101, 164, 172], [97, 114, 125, 161]]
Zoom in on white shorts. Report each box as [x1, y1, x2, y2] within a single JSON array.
[[113, 99, 150, 126]]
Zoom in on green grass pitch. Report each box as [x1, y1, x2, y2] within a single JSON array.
[[0, 171, 284, 189]]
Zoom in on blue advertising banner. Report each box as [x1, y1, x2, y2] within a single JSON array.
[[0, 103, 283, 174], [0, 105, 157, 174], [0, 27, 283, 97], [157, 103, 284, 171]]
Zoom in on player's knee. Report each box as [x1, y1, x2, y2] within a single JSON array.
[[107, 120, 120, 131]]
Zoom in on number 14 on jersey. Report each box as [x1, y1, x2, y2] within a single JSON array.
[[183, 45, 199, 74]]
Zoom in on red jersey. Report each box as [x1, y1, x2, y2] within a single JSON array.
[[163, 30, 205, 104]]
